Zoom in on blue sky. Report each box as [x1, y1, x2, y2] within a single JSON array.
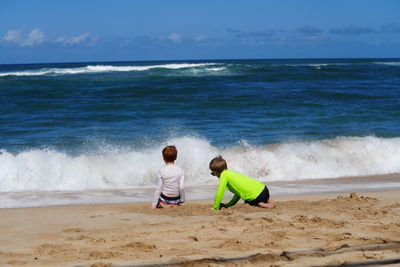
[[1, 0, 399, 64]]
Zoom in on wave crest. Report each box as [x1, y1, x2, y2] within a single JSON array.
[[0, 63, 219, 77], [1, 136, 400, 193]]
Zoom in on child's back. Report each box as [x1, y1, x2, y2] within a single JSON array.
[[157, 164, 184, 197], [151, 146, 185, 208], [216, 169, 264, 202]]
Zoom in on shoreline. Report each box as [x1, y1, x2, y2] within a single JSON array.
[[0, 189, 399, 266], [1, 173, 399, 209]]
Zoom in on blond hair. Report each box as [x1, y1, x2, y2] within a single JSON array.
[[209, 156, 227, 173]]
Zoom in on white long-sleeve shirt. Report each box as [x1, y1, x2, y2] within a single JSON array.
[[151, 165, 185, 207]]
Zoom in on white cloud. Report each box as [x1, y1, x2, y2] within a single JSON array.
[[55, 33, 92, 45], [168, 32, 182, 43], [2, 28, 97, 47], [289, 34, 330, 41], [22, 28, 45, 46], [3, 28, 45, 46], [55, 36, 66, 43], [3, 29, 22, 42], [195, 35, 208, 42]]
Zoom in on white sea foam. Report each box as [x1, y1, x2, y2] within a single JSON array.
[[205, 67, 226, 72], [1, 136, 400, 193], [0, 63, 218, 77], [281, 63, 349, 68], [373, 61, 400, 66]]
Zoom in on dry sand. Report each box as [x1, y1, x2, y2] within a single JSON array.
[[0, 190, 399, 267]]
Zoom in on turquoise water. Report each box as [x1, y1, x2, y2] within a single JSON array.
[[1, 58, 400, 194]]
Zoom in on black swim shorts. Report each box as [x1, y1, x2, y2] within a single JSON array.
[[245, 186, 270, 206], [158, 193, 182, 205]]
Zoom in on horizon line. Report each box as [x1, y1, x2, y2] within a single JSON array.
[[1, 56, 400, 66]]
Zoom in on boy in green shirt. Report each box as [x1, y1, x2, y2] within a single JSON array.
[[209, 156, 276, 210]]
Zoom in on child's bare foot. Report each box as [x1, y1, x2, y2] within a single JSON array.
[[258, 202, 276, 208], [268, 199, 276, 208]]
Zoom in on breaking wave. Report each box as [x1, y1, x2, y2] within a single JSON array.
[[1, 136, 400, 193], [0, 63, 219, 77]]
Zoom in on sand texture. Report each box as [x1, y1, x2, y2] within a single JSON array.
[[0, 190, 400, 267]]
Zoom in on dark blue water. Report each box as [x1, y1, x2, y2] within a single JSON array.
[[1, 58, 400, 196], [1, 58, 400, 153]]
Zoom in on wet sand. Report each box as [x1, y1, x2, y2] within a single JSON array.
[[1, 187, 400, 266], [2, 173, 400, 209]]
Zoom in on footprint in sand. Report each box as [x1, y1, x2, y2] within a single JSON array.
[[63, 228, 82, 233], [119, 241, 157, 250]]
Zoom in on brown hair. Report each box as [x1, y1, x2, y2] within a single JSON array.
[[162, 145, 177, 162], [209, 156, 228, 173]]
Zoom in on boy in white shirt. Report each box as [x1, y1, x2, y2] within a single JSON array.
[[151, 146, 185, 208]]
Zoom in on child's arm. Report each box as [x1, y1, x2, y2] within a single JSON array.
[[225, 194, 240, 208], [212, 175, 228, 210], [151, 171, 163, 208], [179, 172, 185, 203]]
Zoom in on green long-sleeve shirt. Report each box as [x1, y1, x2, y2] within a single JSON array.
[[212, 169, 265, 210]]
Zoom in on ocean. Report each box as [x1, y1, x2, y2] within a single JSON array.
[[1, 58, 400, 208]]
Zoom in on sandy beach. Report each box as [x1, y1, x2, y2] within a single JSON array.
[[2, 3, 400, 265], [1, 183, 400, 267]]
